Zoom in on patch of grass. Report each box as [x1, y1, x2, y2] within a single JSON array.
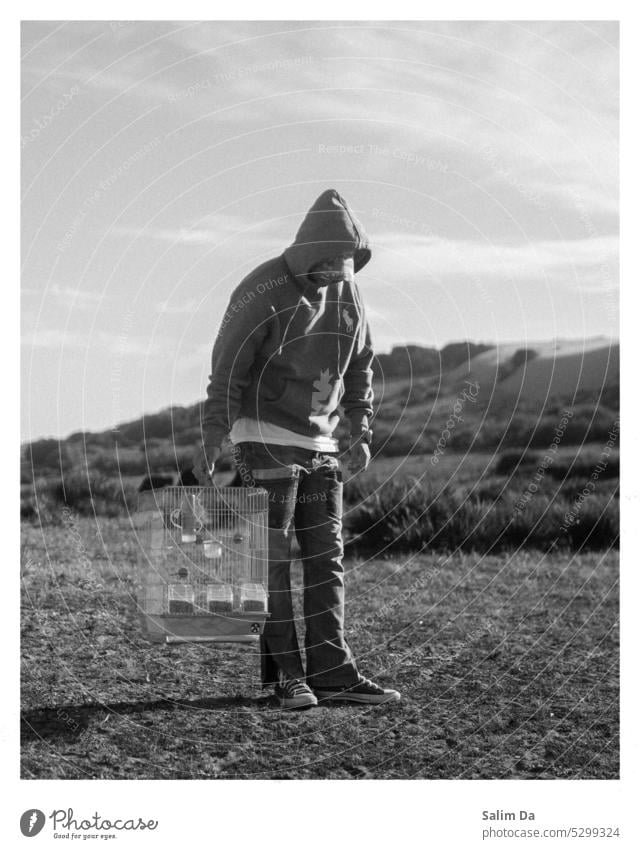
[[494, 446, 619, 481], [21, 472, 139, 521], [344, 477, 618, 555], [23, 449, 619, 557], [20, 518, 618, 779]]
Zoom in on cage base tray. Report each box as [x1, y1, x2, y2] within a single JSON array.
[[142, 611, 269, 644]]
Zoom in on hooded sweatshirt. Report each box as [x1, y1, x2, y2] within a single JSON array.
[[201, 189, 374, 449]]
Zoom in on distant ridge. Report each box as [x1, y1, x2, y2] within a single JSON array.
[[446, 337, 619, 402], [23, 337, 618, 452], [372, 341, 494, 380]]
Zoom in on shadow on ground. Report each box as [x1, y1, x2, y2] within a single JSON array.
[[21, 693, 274, 743]]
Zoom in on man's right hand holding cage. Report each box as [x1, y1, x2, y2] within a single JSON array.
[[192, 443, 221, 486]]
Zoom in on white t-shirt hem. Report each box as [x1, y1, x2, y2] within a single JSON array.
[[229, 417, 339, 452]]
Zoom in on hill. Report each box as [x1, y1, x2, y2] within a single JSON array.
[[22, 337, 619, 482], [446, 337, 619, 403], [372, 341, 494, 380]]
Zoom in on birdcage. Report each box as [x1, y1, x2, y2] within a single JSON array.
[[135, 485, 270, 644]]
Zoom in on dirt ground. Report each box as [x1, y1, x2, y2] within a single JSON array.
[[21, 516, 619, 779]]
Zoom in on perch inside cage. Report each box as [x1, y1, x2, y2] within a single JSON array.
[[135, 485, 270, 643]]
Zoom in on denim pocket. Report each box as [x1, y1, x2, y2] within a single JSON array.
[[251, 465, 301, 481], [236, 441, 301, 484]]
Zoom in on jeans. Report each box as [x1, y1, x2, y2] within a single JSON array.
[[232, 441, 360, 689]]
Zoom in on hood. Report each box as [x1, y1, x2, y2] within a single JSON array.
[[283, 189, 371, 285]]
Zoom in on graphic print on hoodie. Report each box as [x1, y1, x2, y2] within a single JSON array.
[[201, 189, 375, 448]]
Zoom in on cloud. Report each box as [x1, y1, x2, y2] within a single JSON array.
[[112, 209, 290, 249], [23, 22, 618, 227], [21, 327, 165, 356], [22, 283, 108, 308], [133, 227, 222, 245], [156, 297, 201, 314], [373, 232, 618, 291]]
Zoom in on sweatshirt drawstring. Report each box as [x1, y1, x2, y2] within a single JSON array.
[[337, 287, 341, 380]]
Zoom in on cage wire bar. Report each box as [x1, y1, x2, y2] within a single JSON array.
[[135, 486, 270, 644]]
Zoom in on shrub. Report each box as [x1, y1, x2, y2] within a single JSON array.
[[511, 347, 538, 370], [20, 478, 64, 524], [494, 449, 540, 476], [562, 494, 619, 550], [92, 449, 148, 476], [22, 439, 72, 476], [373, 430, 419, 457], [343, 475, 382, 505], [344, 476, 619, 555], [546, 450, 619, 482], [47, 472, 137, 517], [142, 444, 193, 470]]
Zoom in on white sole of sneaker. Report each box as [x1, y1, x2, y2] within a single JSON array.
[[278, 696, 318, 710], [315, 690, 401, 705]]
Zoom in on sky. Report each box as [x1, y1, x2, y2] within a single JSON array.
[[21, 20, 619, 441]]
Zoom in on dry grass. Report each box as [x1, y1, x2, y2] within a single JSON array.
[[21, 516, 618, 779]]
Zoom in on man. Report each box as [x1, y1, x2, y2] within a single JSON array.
[[194, 189, 400, 709]]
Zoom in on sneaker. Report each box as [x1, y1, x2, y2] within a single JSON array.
[[314, 675, 401, 705], [274, 670, 318, 710]]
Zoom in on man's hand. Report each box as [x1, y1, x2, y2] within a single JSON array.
[[347, 440, 371, 474], [193, 443, 221, 486]]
